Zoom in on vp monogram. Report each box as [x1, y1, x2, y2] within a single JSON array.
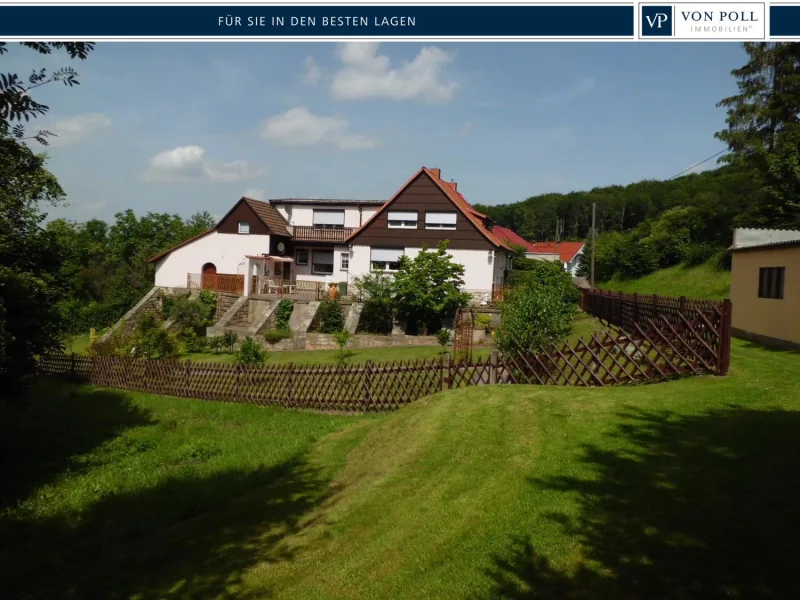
[[645, 12, 670, 28]]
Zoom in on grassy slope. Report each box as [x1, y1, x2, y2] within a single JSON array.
[[601, 258, 731, 300], [6, 338, 796, 598]]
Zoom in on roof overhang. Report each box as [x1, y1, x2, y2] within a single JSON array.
[[245, 254, 294, 262]]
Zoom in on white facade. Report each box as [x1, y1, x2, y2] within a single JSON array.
[[153, 231, 270, 288], [346, 245, 504, 292], [564, 248, 584, 276], [275, 205, 377, 229]]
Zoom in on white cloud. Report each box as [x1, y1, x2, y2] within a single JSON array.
[[243, 188, 266, 200], [259, 107, 379, 151], [330, 42, 457, 104], [143, 145, 264, 183], [534, 78, 596, 105], [301, 56, 322, 86], [45, 113, 111, 146], [460, 121, 474, 137]]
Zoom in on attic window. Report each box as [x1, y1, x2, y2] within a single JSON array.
[[388, 210, 418, 229], [425, 211, 457, 230], [238, 220, 250, 234]]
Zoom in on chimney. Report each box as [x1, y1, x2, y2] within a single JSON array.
[[429, 167, 441, 179], [447, 180, 458, 192]]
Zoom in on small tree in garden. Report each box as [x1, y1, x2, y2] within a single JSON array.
[[332, 329, 353, 366], [436, 328, 451, 355], [495, 261, 578, 354], [222, 331, 238, 353], [392, 241, 471, 335], [168, 292, 215, 335], [235, 336, 269, 365], [353, 272, 395, 333], [129, 312, 179, 359]]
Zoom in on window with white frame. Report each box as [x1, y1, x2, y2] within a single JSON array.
[[296, 249, 308, 266], [313, 210, 345, 229], [387, 210, 418, 229], [425, 211, 457, 230], [371, 247, 404, 272], [312, 250, 334, 274], [238, 220, 250, 234], [340, 253, 349, 271]]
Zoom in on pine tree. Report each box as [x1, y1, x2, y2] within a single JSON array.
[[716, 42, 800, 227]]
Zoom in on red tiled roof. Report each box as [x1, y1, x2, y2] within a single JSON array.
[[347, 166, 512, 250], [528, 241, 585, 263], [492, 226, 536, 252]]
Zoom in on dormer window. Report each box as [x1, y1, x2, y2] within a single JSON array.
[[238, 220, 250, 234], [387, 210, 418, 229], [313, 210, 345, 229]]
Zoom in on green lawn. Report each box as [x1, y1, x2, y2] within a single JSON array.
[[601, 257, 731, 300], [3, 337, 798, 599]]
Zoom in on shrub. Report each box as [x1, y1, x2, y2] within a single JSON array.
[[235, 336, 269, 365], [207, 335, 225, 353], [353, 272, 395, 333], [168, 294, 214, 335], [436, 328, 451, 354], [129, 312, 179, 359], [475, 314, 492, 331], [275, 299, 294, 331], [495, 262, 578, 354], [221, 331, 238, 352], [317, 299, 345, 333], [197, 289, 218, 319], [177, 329, 208, 353], [684, 242, 720, 266], [264, 329, 292, 345]]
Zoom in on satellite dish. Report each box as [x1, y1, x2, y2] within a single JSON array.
[[277, 242, 286, 254]]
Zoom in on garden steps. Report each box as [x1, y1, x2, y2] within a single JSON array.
[[212, 296, 249, 330], [292, 301, 320, 334], [100, 286, 161, 343]]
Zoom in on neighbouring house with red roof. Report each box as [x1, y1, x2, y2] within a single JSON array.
[[149, 166, 519, 301], [491, 226, 585, 276]]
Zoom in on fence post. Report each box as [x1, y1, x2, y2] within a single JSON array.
[[70, 354, 76, 380], [286, 362, 294, 408], [633, 292, 639, 325], [652, 294, 659, 321], [184, 360, 190, 397], [234, 363, 241, 402], [441, 354, 450, 391], [679, 296, 687, 313], [489, 350, 498, 385], [718, 299, 733, 376], [363, 360, 372, 413]]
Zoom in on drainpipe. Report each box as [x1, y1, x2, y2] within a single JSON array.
[[358, 206, 363, 226]]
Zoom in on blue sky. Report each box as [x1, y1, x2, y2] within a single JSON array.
[[9, 42, 746, 222]]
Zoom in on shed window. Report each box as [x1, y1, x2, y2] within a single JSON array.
[[312, 251, 334, 274], [758, 267, 785, 299], [371, 248, 404, 272], [313, 210, 345, 229], [238, 220, 250, 234], [388, 211, 418, 229], [296, 249, 308, 266], [425, 212, 457, 230]]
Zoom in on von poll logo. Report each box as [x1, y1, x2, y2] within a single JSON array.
[[640, 3, 766, 39], [641, 5, 673, 36]]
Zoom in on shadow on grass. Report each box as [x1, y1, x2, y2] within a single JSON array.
[[0, 379, 344, 600], [0, 379, 155, 512], [479, 407, 800, 599], [740, 340, 800, 355]]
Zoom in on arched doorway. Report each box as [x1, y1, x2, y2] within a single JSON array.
[[201, 263, 217, 289]]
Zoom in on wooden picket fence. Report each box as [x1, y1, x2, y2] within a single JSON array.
[[580, 288, 732, 376], [39, 294, 731, 411]]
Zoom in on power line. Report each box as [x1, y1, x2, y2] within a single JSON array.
[[667, 148, 729, 181]]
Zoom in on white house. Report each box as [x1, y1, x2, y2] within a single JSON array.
[[148, 167, 517, 298]]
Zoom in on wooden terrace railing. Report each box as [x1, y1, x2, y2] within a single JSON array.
[[290, 226, 356, 243], [187, 273, 244, 295]]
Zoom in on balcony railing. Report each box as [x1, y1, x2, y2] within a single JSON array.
[[188, 273, 245, 294], [291, 225, 355, 243]]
